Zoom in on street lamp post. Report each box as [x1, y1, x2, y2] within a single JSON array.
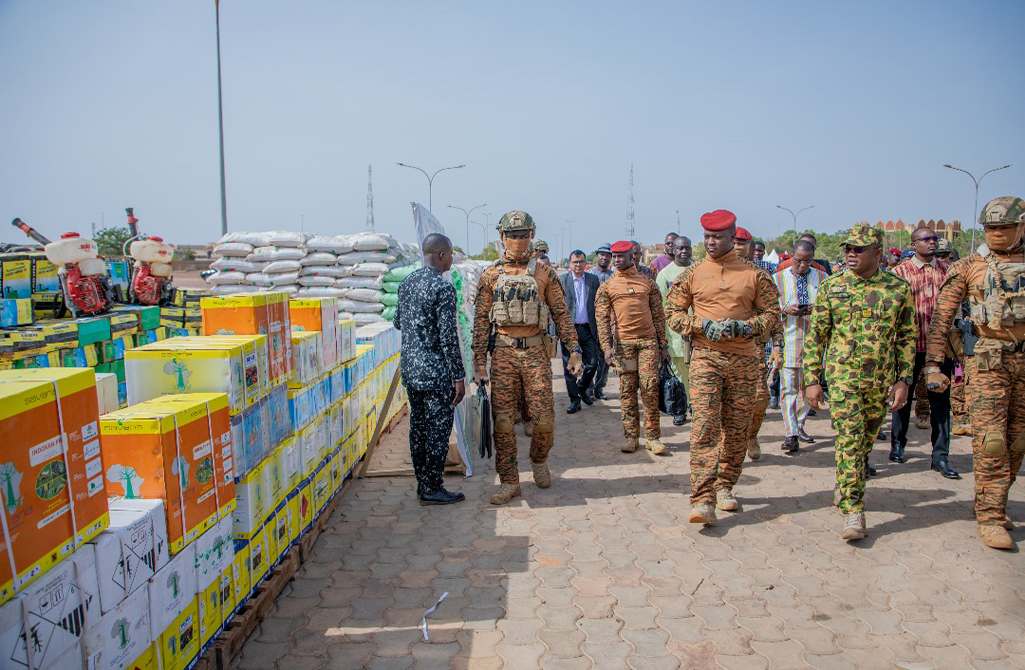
[[776, 205, 815, 241], [448, 204, 487, 254], [472, 220, 487, 251], [396, 163, 465, 213], [214, 0, 228, 236], [943, 163, 1012, 250], [565, 219, 574, 258]]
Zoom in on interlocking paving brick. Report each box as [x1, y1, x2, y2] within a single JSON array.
[[236, 364, 1025, 669]]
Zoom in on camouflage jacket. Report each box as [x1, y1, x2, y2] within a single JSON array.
[[926, 249, 1025, 365], [471, 255, 578, 369], [803, 268, 917, 390]]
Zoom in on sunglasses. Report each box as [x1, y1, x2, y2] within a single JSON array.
[[843, 245, 875, 254], [914, 236, 939, 243]]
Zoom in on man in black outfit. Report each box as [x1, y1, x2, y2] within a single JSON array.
[[394, 233, 466, 505], [561, 250, 601, 414]]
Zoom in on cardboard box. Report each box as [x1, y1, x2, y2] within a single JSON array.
[[100, 400, 220, 554], [84, 583, 155, 670], [231, 393, 268, 479], [289, 297, 341, 369], [194, 517, 234, 646], [0, 545, 101, 670], [92, 500, 170, 613], [288, 331, 323, 388], [0, 369, 110, 605], [125, 339, 262, 415], [0, 256, 32, 299], [200, 292, 291, 387], [338, 318, 356, 363], [0, 298, 32, 327], [96, 371, 121, 415], [231, 540, 251, 610], [149, 546, 198, 670], [285, 488, 300, 546], [248, 524, 269, 588], [217, 567, 234, 627], [27, 253, 61, 294], [232, 459, 269, 540], [266, 383, 291, 449], [151, 393, 236, 521], [297, 479, 313, 535]]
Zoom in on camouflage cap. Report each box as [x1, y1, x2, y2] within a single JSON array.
[[937, 238, 952, 252], [842, 223, 884, 247], [979, 196, 1025, 226], [497, 210, 535, 233], [532, 239, 549, 253]]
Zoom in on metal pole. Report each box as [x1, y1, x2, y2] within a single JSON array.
[[944, 163, 1012, 250], [397, 163, 465, 213], [776, 205, 814, 242], [215, 0, 228, 236], [447, 203, 486, 253]]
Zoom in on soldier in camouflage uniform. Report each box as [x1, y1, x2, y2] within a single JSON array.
[[595, 240, 670, 454], [473, 212, 582, 505], [665, 209, 781, 525], [804, 223, 917, 542], [532, 239, 549, 259], [925, 196, 1025, 550]]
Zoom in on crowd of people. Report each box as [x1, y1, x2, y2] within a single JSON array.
[[394, 197, 1025, 551]]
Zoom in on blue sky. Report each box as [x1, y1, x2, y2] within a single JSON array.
[[1, 0, 1022, 254]]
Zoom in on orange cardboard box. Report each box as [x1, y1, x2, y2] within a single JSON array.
[[289, 297, 341, 369], [100, 398, 220, 554], [201, 291, 292, 386], [0, 369, 111, 606], [154, 392, 236, 521]]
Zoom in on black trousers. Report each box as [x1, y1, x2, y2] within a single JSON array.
[[891, 352, 953, 462], [407, 388, 455, 495], [562, 324, 599, 401]]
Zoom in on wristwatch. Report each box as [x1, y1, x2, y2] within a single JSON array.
[[898, 377, 914, 386], [572, 345, 582, 354]]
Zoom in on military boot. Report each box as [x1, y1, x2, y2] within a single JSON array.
[[531, 461, 551, 489], [832, 485, 841, 508], [978, 525, 1014, 550], [716, 488, 739, 512], [621, 437, 639, 453], [1003, 515, 1015, 531], [841, 512, 867, 541], [689, 503, 717, 525], [646, 439, 668, 456], [953, 423, 971, 436], [747, 438, 761, 460], [489, 483, 521, 505]]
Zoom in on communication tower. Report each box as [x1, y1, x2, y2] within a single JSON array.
[[366, 165, 375, 230], [626, 163, 636, 238]]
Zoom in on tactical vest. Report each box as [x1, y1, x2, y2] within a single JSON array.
[[490, 258, 551, 328], [969, 250, 1025, 331]]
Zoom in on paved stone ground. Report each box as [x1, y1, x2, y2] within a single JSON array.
[[237, 363, 1025, 670]]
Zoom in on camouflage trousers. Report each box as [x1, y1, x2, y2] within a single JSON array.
[[748, 359, 770, 440], [915, 374, 930, 421], [831, 384, 888, 514], [491, 345, 555, 485], [966, 351, 1025, 526], [615, 337, 662, 440], [951, 363, 969, 428], [688, 348, 761, 505]]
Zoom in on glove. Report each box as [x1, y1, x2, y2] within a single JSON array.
[[925, 366, 949, 393], [724, 320, 753, 339], [567, 352, 583, 378], [702, 318, 728, 342]]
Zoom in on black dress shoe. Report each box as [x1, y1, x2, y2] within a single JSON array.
[[673, 414, 687, 426], [782, 436, 799, 453], [581, 392, 594, 406], [593, 390, 606, 400], [807, 409, 817, 417], [769, 397, 780, 410], [567, 400, 581, 414], [419, 489, 465, 506], [865, 456, 877, 477], [798, 429, 815, 443], [877, 431, 888, 441], [888, 446, 906, 463], [931, 459, 961, 479]]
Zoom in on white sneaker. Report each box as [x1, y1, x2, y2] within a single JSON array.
[[689, 503, 717, 525], [841, 512, 867, 541], [716, 488, 739, 512]]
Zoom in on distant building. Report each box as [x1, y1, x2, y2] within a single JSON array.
[[875, 219, 962, 244]]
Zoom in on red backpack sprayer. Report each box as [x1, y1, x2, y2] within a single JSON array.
[[124, 207, 175, 305], [10, 218, 117, 317]]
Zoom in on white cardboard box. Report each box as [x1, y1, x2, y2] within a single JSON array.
[[194, 517, 234, 592], [92, 500, 169, 613], [95, 372, 120, 415], [0, 545, 100, 670], [84, 584, 153, 670], [148, 545, 197, 635]]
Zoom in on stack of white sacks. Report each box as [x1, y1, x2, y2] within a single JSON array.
[[207, 231, 417, 324]]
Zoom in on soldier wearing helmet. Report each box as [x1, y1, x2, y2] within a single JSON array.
[[925, 196, 1025, 550], [472, 211, 582, 505], [532, 239, 549, 259]]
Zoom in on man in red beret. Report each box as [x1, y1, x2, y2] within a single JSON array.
[[596, 240, 671, 454], [665, 210, 781, 525]]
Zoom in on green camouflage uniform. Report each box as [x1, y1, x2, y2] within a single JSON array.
[[804, 224, 917, 514]]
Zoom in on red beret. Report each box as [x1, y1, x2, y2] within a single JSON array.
[[700, 209, 737, 231], [889, 248, 901, 255], [610, 240, 633, 253], [734, 227, 752, 241]]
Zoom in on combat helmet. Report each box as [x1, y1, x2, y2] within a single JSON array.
[[979, 197, 1025, 226], [497, 210, 535, 234], [532, 239, 549, 254]]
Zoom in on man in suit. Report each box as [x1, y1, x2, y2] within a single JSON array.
[[561, 249, 601, 413]]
